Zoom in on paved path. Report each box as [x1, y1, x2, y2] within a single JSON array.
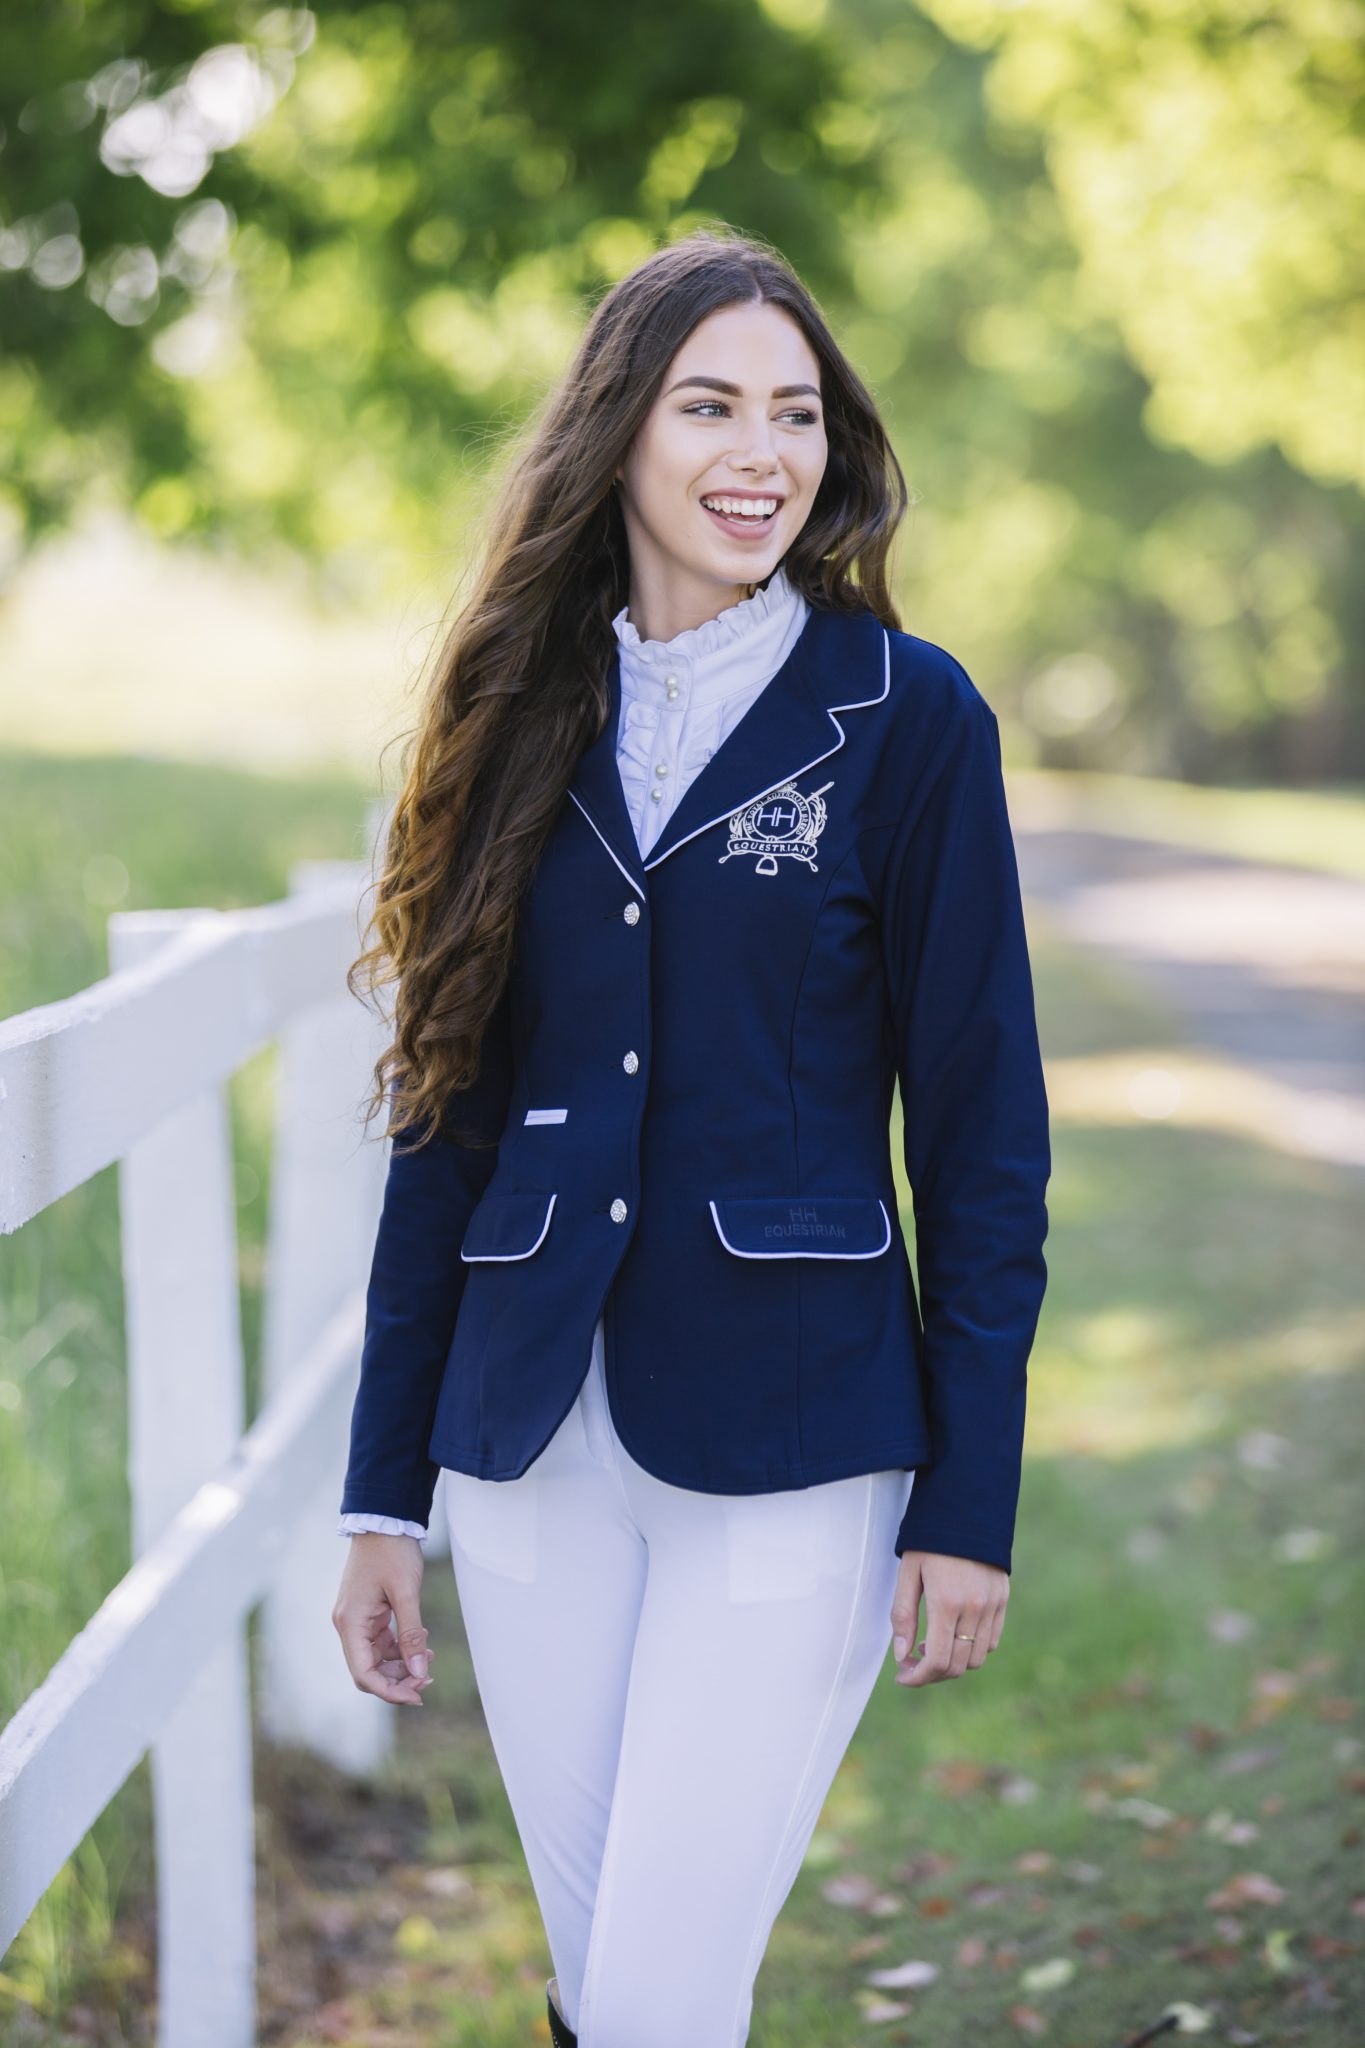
[[1012, 822, 1365, 1175]]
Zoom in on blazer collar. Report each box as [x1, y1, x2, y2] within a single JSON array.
[[567, 603, 889, 895]]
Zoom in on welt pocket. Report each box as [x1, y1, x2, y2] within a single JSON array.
[[708, 1196, 893, 1259], [460, 1190, 557, 1262]]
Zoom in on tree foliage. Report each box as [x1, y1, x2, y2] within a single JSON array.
[[2, 0, 1360, 776]]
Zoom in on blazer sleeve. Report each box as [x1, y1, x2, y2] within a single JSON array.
[[338, 984, 513, 1527], [877, 683, 1051, 1576]]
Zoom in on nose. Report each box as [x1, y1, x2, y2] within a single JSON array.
[[728, 432, 781, 478]]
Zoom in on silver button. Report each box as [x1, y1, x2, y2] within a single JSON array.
[[622, 1050, 639, 1074], [610, 1197, 628, 1223], [623, 901, 640, 925]]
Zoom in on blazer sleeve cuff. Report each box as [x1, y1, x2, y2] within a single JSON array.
[[895, 1508, 1015, 1577]]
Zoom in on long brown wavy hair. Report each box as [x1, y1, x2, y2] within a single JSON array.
[[349, 222, 910, 1152]]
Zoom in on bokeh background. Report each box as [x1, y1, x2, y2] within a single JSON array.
[[2, 3, 1362, 2042]]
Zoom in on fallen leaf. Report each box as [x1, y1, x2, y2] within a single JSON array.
[[823, 1873, 881, 1908], [865, 1959, 939, 1989], [1020, 1956, 1075, 1992], [1207, 1871, 1288, 1909], [1006, 2003, 1047, 2035], [1205, 1809, 1260, 1844], [1247, 1669, 1301, 1723], [916, 1893, 958, 1918], [1112, 1796, 1178, 1828], [963, 1883, 1010, 1908], [1111, 1760, 1160, 1791], [847, 1933, 890, 1960], [1263, 1927, 1297, 1974], [1163, 1999, 1216, 2032], [855, 1991, 909, 2023]]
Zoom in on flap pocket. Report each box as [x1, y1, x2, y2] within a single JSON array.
[[708, 1196, 892, 1259], [460, 1190, 557, 1262]]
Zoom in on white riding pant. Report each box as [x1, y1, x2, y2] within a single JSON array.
[[443, 1314, 914, 2048]]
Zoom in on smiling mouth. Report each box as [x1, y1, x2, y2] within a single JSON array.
[[700, 492, 785, 537]]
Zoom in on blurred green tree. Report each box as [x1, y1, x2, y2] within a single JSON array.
[[2, 0, 1360, 778], [0, 0, 886, 574]]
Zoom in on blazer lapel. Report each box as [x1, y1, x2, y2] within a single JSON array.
[[641, 604, 888, 874], [564, 602, 890, 890], [565, 648, 648, 901]]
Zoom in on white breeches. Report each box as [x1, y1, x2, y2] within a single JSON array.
[[443, 1315, 913, 2048]]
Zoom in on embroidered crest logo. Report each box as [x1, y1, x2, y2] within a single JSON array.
[[718, 779, 833, 876]]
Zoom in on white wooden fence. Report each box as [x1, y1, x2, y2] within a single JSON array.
[[0, 807, 438, 2045]]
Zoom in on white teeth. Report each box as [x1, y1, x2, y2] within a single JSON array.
[[702, 496, 778, 519]]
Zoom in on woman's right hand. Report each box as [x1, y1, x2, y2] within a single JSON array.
[[332, 1531, 436, 1706]]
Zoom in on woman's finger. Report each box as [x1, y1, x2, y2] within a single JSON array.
[[334, 1593, 428, 1704]]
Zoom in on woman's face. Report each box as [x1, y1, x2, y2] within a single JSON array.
[[615, 300, 829, 601]]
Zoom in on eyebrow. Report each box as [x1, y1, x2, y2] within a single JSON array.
[[664, 376, 822, 401]]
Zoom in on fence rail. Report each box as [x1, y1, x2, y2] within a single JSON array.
[[0, 814, 424, 2046]]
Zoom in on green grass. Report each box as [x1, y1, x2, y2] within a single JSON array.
[[1, 750, 1361, 2043]]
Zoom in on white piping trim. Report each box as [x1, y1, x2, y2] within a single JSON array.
[[708, 1196, 893, 1260], [642, 626, 891, 873], [567, 790, 646, 901], [460, 1190, 557, 1261], [524, 1107, 568, 1124]]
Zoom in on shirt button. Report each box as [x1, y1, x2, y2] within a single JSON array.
[[622, 1050, 639, 1074], [664, 673, 678, 687], [650, 787, 664, 801], [610, 1198, 628, 1223], [623, 901, 641, 925], [654, 762, 668, 776]]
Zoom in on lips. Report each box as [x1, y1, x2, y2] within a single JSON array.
[[700, 495, 784, 540]]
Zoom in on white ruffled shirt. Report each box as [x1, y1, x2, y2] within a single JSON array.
[[340, 566, 811, 1542]]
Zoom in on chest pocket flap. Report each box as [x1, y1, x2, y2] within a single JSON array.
[[708, 1195, 892, 1258], [460, 1190, 557, 1261]]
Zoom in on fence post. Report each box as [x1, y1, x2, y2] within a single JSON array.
[[108, 908, 256, 2048], [256, 856, 399, 1771]]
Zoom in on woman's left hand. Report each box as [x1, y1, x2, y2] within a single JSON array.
[[890, 1550, 1008, 1686]]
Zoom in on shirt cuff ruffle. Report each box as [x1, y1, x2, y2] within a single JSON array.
[[338, 1512, 430, 1543]]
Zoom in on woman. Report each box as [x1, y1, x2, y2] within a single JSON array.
[[332, 226, 1051, 2047]]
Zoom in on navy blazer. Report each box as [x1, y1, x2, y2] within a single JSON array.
[[340, 601, 1051, 1574]]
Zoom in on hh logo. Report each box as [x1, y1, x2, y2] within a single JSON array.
[[719, 779, 833, 876]]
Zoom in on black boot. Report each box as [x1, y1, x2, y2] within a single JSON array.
[[546, 1975, 578, 2047]]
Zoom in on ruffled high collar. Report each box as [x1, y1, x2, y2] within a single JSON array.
[[611, 566, 804, 673]]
